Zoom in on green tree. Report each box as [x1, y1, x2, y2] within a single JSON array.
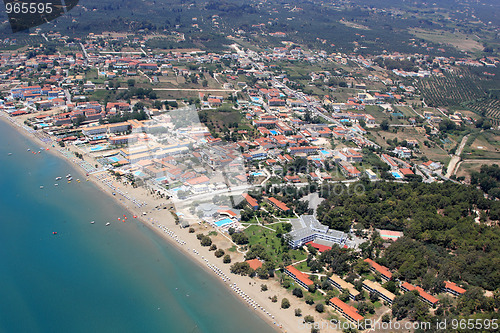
[[281, 298, 290, 309], [292, 287, 303, 298]]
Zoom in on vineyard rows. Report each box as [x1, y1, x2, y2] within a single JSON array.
[[415, 69, 487, 108], [467, 99, 500, 126]]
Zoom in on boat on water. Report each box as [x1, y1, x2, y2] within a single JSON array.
[[68, 177, 73, 181], [40, 186, 44, 189], [8, 152, 12, 156], [66, 174, 71, 178], [55, 177, 62, 181], [105, 222, 111, 226], [27, 149, 31, 151], [54, 184, 58, 186], [90, 221, 95, 224]]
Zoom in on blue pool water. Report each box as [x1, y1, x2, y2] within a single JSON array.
[[90, 145, 105, 152], [392, 172, 403, 179], [108, 155, 121, 163], [215, 218, 233, 227]]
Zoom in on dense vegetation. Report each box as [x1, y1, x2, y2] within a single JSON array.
[[317, 180, 500, 290], [470, 164, 500, 199]]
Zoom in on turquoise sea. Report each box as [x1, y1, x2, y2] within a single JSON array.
[[0, 119, 274, 333]]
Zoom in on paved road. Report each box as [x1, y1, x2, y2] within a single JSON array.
[[446, 134, 469, 178]]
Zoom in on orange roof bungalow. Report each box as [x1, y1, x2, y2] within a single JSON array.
[[443, 281, 466, 297], [364, 258, 392, 281], [242, 193, 259, 210], [399, 168, 414, 176], [285, 265, 314, 290], [246, 259, 263, 271], [329, 297, 365, 324], [186, 175, 210, 186], [266, 197, 290, 212], [10, 110, 28, 116], [400, 282, 439, 307]]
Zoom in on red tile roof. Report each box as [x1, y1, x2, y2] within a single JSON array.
[[401, 282, 438, 305], [445, 281, 466, 295], [267, 197, 290, 211], [186, 175, 210, 185], [246, 259, 263, 270], [330, 297, 364, 322], [285, 265, 313, 286], [364, 258, 392, 279], [242, 193, 259, 208], [305, 241, 331, 253], [399, 168, 414, 175]]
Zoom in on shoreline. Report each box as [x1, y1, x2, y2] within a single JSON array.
[[1, 114, 323, 333]]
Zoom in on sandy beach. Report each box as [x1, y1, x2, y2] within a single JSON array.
[[1, 113, 337, 333]]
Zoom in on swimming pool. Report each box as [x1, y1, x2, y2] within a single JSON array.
[[215, 218, 233, 227], [108, 156, 121, 163], [133, 170, 146, 177], [269, 130, 279, 135], [251, 172, 264, 177], [91, 145, 106, 152], [392, 172, 403, 179]]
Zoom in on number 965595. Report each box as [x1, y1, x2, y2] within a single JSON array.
[[5, 2, 53, 14]]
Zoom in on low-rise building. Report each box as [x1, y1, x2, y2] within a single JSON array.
[[364, 258, 392, 281], [443, 281, 466, 297], [266, 197, 290, 212], [362, 279, 396, 304], [329, 297, 365, 324], [328, 274, 360, 300], [285, 265, 314, 290], [242, 193, 259, 210], [400, 282, 439, 307]]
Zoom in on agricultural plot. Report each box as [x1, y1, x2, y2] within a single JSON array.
[[461, 132, 500, 160], [393, 105, 418, 118], [466, 99, 500, 126], [415, 69, 487, 108], [409, 29, 483, 53]]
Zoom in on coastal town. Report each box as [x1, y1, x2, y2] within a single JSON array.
[[1, 27, 499, 333]]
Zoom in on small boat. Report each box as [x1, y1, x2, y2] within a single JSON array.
[[68, 177, 73, 181], [8, 152, 12, 156], [105, 222, 110, 226], [40, 186, 44, 189], [54, 184, 58, 186], [90, 221, 95, 224], [55, 177, 62, 181], [66, 174, 71, 178], [27, 149, 31, 151], [52, 232, 57, 235]]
